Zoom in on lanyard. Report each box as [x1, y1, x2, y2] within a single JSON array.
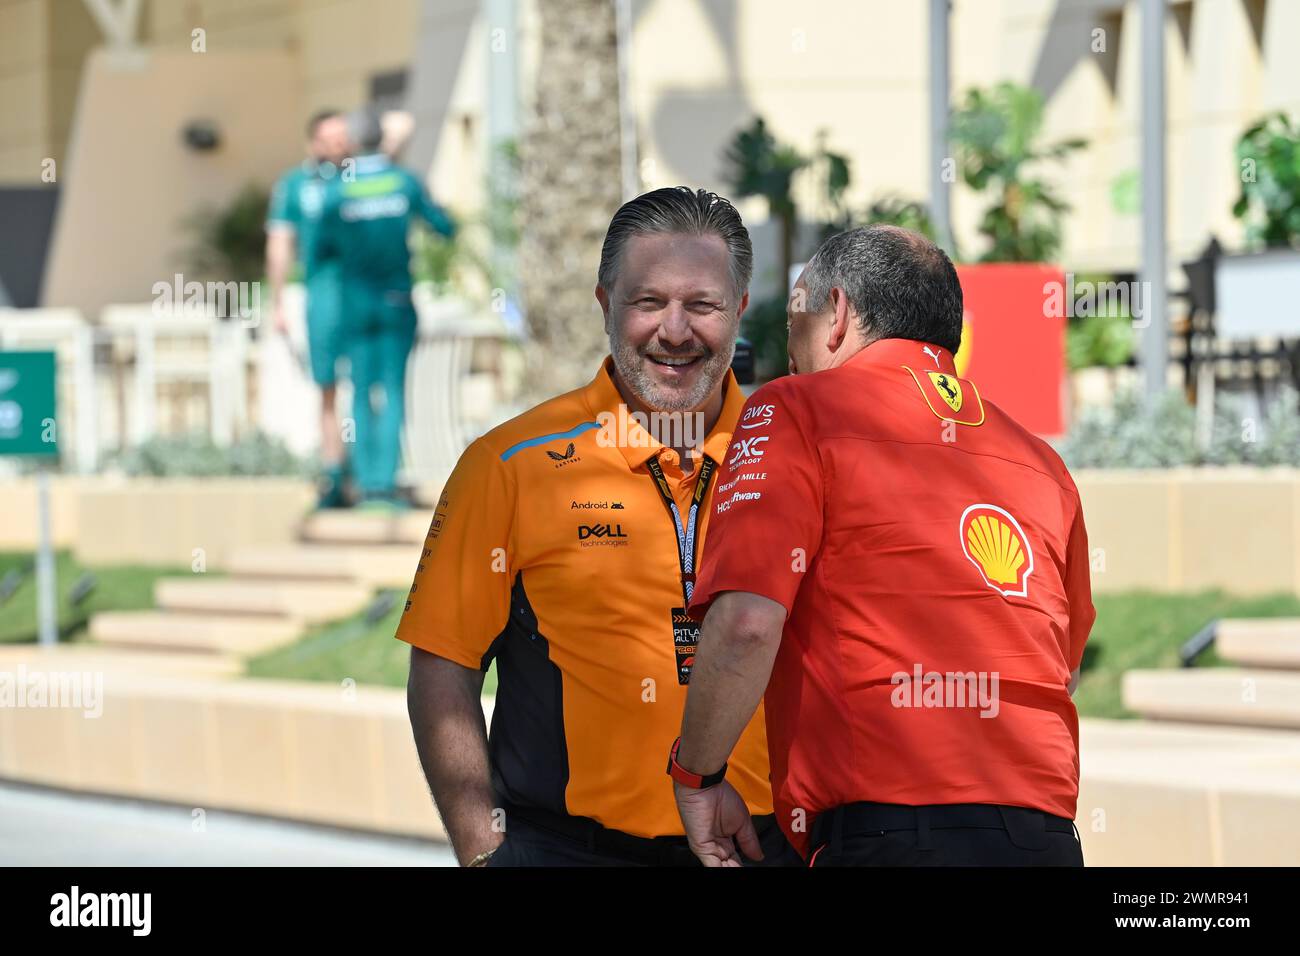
[[644, 452, 718, 605]]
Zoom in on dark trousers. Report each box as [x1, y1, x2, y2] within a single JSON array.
[[809, 802, 1084, 867], [487, 804, 803, 867]]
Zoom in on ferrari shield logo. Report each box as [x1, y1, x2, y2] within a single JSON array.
[[928, 372, 963, 412]]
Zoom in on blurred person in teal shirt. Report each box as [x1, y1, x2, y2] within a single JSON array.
[[265, 109, 353, 508], [313, 109, 456, 508]]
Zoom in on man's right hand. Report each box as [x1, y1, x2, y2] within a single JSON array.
[[407, 648, 502, 868]]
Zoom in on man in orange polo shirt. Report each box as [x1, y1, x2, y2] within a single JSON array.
[[669, 225, 1094, 866], [399, 187, 798, 866]]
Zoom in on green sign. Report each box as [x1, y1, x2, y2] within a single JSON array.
[[0, 351, 58, 457]]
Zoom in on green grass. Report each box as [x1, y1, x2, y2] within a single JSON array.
[[246, 588, 1300, 718], [245, 590, 498, 694], [1074, 590, 1300, 718], [0, 551, 190, 644]]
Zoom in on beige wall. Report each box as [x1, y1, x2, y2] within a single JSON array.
[[626, 0, 1300, 273], [1077, 468, 1300, 596], [11, 0, 1300, 305], [142, 0, 419, 116], [0, 0, 99, 182], [0, 475, 86, 550], [2, 469, 1296, 595], [0, 648, 447, 840], [73, 478, 316, 568], [28, 0, 428, 315], [40, 47, 304, 314]]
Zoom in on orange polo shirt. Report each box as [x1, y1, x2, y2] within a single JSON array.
[[397, 358, 773, 838], [690, 337, 1095, 856]]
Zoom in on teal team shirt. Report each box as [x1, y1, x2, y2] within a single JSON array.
[[310, 154, 456, 496], [311, 153, 456, 293], [268, 159, 347, 384], [267, 159, 339, 279]]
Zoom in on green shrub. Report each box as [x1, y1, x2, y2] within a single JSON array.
[[1232, 112, 1300, 250], [1060, 387, 1300, 468], [948, 82, 1086, 263], [109, 431, 311, 477], [740, 295, 790, 381]]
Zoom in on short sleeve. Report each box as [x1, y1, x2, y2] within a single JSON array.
[[395, 438, 516, 669], [689, 384, 825, 620], [266, 171, 299, 230], [1063, 497, 1096, 672]]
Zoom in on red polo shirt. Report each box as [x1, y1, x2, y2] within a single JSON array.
[[689, 337, 1094, 857]]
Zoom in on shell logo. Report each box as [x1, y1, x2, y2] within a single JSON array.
[[959, 504, 1033, 598]]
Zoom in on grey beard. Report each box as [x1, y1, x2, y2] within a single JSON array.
[[608, 331, 734, 413]]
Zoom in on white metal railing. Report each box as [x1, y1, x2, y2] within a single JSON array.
[[100, 303, 250, 448], [1, 289, 520, 482]]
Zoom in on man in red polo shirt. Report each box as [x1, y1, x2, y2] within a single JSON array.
[[667, 225, 1094, 866]]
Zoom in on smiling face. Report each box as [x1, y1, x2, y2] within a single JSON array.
[[309, 115, 350, 166], [598, 232, 747, 414]]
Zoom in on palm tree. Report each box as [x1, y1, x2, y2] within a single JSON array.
[[948, 83, 1086, 263], [721, 118, 849, 302], [516, 0, 624, 396]]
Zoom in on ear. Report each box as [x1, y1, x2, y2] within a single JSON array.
[[735, 290, 750, 322], [826, 286, 852, 352], [595, 285, 611, 334]]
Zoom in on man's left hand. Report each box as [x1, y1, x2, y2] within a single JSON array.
[[674, 780, 763, 867]]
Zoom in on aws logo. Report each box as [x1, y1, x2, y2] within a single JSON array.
[[740, 403, 775, 429]]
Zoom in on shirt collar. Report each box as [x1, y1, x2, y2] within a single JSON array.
[[580, 356, 745, 472], [847, 337, 958, 374], [354, 153, 390, 174]]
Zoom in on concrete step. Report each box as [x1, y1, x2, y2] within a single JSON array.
[[1217, 618, 1300, 669], [89, 610, 303, 656], [225, 543, 421, 589], [1122, 668, 1300, 730], [1078, 717, 1300, 866], [0, 642, 244, 680], [154, 578, 372, 624], [298, 509, 430, 546]]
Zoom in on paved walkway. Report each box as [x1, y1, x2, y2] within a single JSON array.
[[0, 781, 456, 867]]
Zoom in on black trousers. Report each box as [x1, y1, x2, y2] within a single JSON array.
[[487, 804, 803, 867], [808, 802, 1084, 867]]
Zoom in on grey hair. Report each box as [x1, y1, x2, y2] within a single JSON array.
[[801, 225, 964, 354], [348, 108, 384, 152], [597, 186, 753, 299]]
